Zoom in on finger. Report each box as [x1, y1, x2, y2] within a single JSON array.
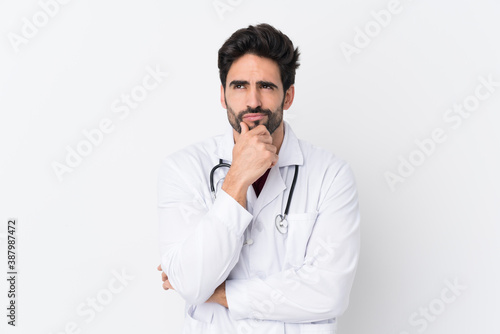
[[271, 154, 279, 167], [240, 122, 249, 135], [250, 124, 270, 136], [162, 272, 167, 281], [163, 279, 175, 290], [157, 265, 161, 271], [258, 133, 273, 144], [264, 144, 277, 153]]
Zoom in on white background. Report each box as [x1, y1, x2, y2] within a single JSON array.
[[1, 0, 499, 333]]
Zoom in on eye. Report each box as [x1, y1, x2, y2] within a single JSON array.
[[261, 84, 273, 90]]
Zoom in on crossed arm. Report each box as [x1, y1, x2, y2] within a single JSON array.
[[157, 265, 228, 308], [157, 161, 360, 321], [158, 123, 359, 320]]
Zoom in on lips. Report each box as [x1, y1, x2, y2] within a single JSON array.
[[243, 113, 266, 121]]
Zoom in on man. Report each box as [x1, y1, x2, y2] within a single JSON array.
[[157, 23, 360, 333]]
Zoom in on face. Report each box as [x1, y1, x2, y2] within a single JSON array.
[[221, 54, 294, 134]]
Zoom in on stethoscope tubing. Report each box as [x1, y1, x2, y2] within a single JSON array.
[[210, 159, 231, 195], [209, 159, 299, 234], [283, 164, 298, 220]]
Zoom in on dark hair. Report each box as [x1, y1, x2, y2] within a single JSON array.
[[218, 23, 300, 92]]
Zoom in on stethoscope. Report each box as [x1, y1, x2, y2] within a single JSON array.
[[210, 159, 299, 234]]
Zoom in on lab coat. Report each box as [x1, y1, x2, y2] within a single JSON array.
[[158, 121, 360, 334]]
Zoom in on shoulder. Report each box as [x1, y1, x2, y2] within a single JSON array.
[[298, 139, 351, 176], [159, 134, 221, 178], [295, 139, 358, 212], [296, 137, 357, 201]]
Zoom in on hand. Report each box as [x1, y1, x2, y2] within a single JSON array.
[[157, 264, 175, 290], [205, 281, 228, 308], [228, 122, 278, 187]]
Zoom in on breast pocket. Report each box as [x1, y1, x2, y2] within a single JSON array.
[[283, 211, 319, 269]]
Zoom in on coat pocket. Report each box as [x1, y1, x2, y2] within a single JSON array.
[[183, 304, 214, 333], [298, 321, 336, 333], [283, 211, 319, 268]]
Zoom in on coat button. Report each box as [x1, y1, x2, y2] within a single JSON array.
[[244, 239, 254, 245]]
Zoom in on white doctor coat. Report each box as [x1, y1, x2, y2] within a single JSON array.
[[158, 121, 360, 334]]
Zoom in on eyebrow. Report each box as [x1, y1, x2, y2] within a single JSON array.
[[257, 80, 278, 89], [229, 80, 249, 87], [228, 80, 279, 89]]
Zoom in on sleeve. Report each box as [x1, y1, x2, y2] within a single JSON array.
[[158, 156, 253, 305], [225, 163, 360, 322]]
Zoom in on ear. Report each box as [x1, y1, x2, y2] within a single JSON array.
[[220, 84, 227, 109], [283, 85, 295, 110]]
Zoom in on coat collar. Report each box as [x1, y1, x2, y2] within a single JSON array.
[[214, 120, 304, 167]]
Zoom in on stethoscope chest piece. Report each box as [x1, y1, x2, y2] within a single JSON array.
[[275, 214, 288, 234], [274, 164, 298, 234]]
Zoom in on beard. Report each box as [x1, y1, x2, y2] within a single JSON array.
[[226, 97, 284, 135]]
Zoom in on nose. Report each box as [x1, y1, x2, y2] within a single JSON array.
[[246, 86, 262, 109]]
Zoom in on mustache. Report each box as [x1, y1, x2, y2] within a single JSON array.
[[238, 106, 272, 120]]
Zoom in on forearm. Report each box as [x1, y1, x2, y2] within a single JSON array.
[[205, 281, 228, 308], [226, 255, 358, 322], [160, 189, 252, 305], [221, 170, 249, 208]]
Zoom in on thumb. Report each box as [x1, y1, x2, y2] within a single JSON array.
[[240, 121, 249, 134]]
